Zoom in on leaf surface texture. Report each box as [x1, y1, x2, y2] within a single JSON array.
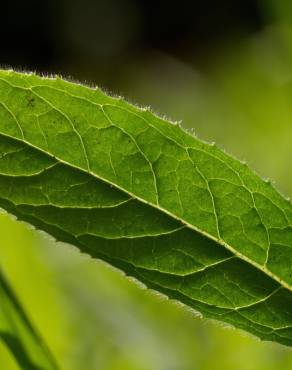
[[0, 70, 292, 346]]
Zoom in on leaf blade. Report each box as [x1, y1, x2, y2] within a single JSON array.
[[0, 69, 292, 346]]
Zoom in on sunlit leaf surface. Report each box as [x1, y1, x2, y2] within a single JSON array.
[[0, 69, 291, 346]]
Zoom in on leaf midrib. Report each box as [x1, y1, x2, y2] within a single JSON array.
[[0, 76, 291, 295]]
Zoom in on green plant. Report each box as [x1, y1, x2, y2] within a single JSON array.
[[0, 68, 292, 364], [0, 269, 59, 370]]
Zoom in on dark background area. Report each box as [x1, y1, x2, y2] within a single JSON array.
[[1, 0, 263, 85]]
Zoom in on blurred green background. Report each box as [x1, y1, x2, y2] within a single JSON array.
[[1, 0, 292, 369]]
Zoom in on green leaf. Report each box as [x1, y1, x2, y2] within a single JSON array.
[[0, 69, 292, 346], [0, 269, 59, 370]]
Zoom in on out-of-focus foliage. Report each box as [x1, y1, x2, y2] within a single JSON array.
[[1, 1, 292, 369], [0, 268, 59, 370]]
